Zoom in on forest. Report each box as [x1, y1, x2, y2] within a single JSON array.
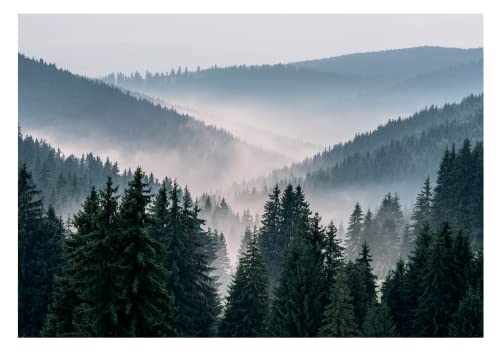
[[18, 139, 483, 337], [17, 36, 484, 339]]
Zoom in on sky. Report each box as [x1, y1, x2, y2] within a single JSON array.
[[18, 14, 483, 77]]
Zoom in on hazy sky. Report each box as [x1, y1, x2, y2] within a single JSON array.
[[19, 14, 483, 77]]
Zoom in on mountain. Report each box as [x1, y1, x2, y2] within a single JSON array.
[[100, 47, 483, 147], [230, 94, 483, 224], [18, 54, 286, 193]]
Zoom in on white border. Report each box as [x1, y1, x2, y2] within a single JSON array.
[[1, 2, 498, 356]]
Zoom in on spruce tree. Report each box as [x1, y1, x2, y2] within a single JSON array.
[[238, 226, 252, 259], [74, 177, 124, 336], [319, 268, 357, 337], [346, 242, 377, 328], [362, 302, 396, 337], [219, 229, 269, 337], [448, 288, 483, 337], [19, 165, 65, 337], [181, 190, 221, 336], [345, 202, 364, 260], [361, 209, 377, 254], [412, 223, 457, 336], [117, 168, 176, 336], [43, 187, 100, 336], [270, 234, 323, 337], [381, 259, 409, 336], [411, 177, 433, 237], [259, 185, 282, 292], [323, 222, 345, 290]]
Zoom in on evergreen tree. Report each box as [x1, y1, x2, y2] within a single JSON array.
[[165, 185, 220, 336], [117, 168, 176, 336], [74, 177, 124, 336], [400, 223, 413, 259], [361, 209, 377, 254], [322, 222, 345, 290], [362, 303, 396, 337], [412, 223, 458, 336], [19, 165, 65, 337], [404, 222, 432, 336], [238, 226, 252, 259], [319, 268, 357, 337], [381, 259, 409, 336], [270, 234, 323, 337], [345, 202, 364, 259], [346, 242, 377, 328], [411, 177, 433, 237], [448, 288, 483, 337], [43, 187, 100, 336], [219, 229, 269, 337], [259, 185, 282, 292]]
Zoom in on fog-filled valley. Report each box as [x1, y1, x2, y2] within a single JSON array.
[[16, 13, 486, 339], [18, 48, 484, 265]]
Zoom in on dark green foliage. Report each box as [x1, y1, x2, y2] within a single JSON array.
[[319, 268, 358, 337], [449, 288, 483, 337], [362, 303, 397, 337], [411, 177, 433, 237], [259, 185, 282, 291], [345, 202, 363, 259], [19, 165, 65, 337], [381, 259, 409, 336], [432, 140, 483, 247], [400, 224, 413, 259], [18, 131, 162, 216], [412, 223, 461, 336], [164, 184, 220, 336], [219, 229, 269, 336], [116, 168, 176, 336], [270, 234, 323, 337], [322, 222, 345, 291], [346, 242, 378, 328], [74, 178, 125, 336]]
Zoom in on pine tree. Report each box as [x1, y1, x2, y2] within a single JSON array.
[[319, 268, 357, 337], [362, 302, 396, 337], [117, 168, 176, 336], [270, 234, 323, 337], [345, 202, 364, 259], [411, 177, 433, 237], [323, 222, 345, 290], [361, 209, 377, 253], [381, 259, 409, 336], [212, 231, 232, 298], [181, 190, 221, 336], [219, 229, 269, 337], [412, 223, 457, 336], [19, 165, 65, 337], [164, 185, 220, 336], [43, 187, 100, 336], [346, 242, 377, 328], [448, 288, 483, 337], [238, 226, 252, 259], [259, 185, 282, 292], [75, 177, 124, 336], [400, 223, 413, 259], [404, 222, 432, 336]]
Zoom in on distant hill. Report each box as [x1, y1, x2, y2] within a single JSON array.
[[18, 54, 286, 193], [100, 46, 483, 146], [230, 94, 484, 223], [289, 46, 482, 82]]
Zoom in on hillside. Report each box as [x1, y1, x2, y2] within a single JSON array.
[[100, 47, 483, 147], [18, 54, 286, 193], [230, 95, 483, 223]]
